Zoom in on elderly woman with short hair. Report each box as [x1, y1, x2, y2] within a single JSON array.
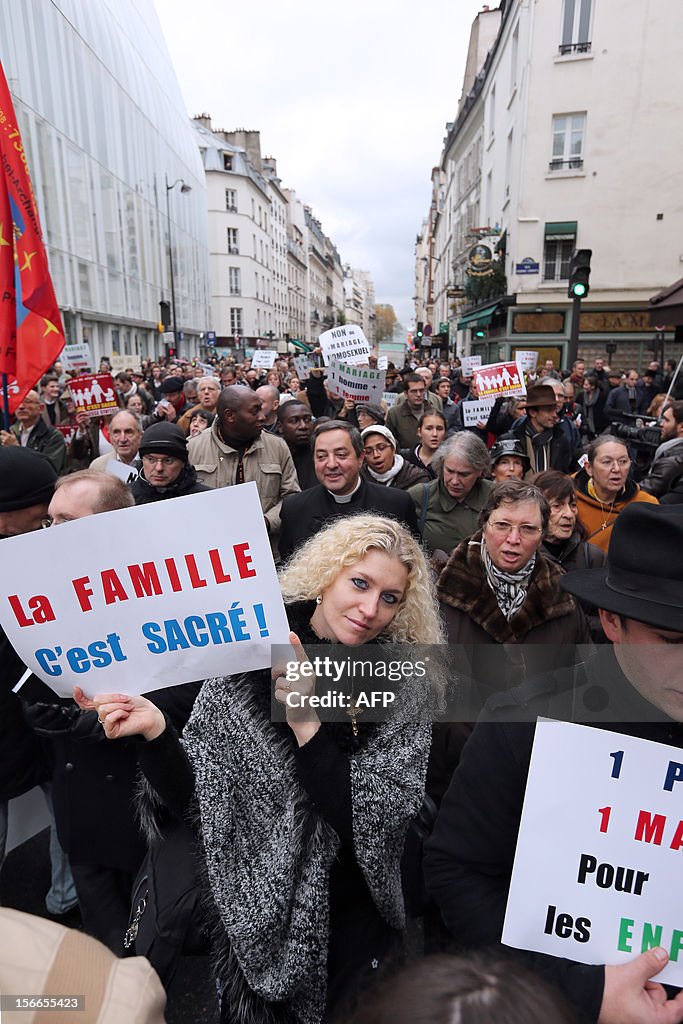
[[437, 479, 591, 698], [408, 433, 493, 555]]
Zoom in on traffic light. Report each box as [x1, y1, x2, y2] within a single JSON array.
[[159, 300, 171, 330], [568, 249, 592, 299], [474, 327, 487, 339], [416, 322, 424, 341]]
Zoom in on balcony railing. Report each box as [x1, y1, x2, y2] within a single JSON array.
[[558, 41, 591, 54], [548, 157, 584, 172]]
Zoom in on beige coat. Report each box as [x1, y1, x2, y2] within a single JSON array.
[[188, 421, 300, 557]]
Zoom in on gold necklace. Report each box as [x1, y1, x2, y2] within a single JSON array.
[[347, 676, 363, 736], [587, 480, 616, 530]]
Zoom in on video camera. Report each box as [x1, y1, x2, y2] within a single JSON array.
[[608, 412, 660, 477]]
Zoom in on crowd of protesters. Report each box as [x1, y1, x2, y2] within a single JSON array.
[[1, 345, 683, 1024]]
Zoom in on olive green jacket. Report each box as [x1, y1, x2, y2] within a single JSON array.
[[408, 476, 493, 554]]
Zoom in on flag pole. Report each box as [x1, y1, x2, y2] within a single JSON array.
[[662, 353, 683, 410], [1, 372, 9, 432]]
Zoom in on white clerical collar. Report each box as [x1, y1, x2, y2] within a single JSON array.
[[327, 477, 362, 503]]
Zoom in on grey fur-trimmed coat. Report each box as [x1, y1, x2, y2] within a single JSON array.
[[137, 605, 435, 1024]]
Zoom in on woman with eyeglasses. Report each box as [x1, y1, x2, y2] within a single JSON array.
[[572, 436, 658, 551], [436, 479, 590, 707], [360, 426, 429, 491]]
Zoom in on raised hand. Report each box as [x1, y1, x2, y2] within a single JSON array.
[[272, 631, 320, 746]]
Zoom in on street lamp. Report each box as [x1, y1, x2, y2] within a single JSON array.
[[165, 175, 192, 348]]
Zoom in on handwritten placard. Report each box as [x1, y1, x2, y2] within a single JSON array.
[[319, 325, 371, 366], [251, 350, 278, 370], [326, 360, 385, 404]]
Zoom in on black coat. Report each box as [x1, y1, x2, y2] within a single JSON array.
[[23, 682, 202, 871], [0, 628, 48, 802], [131, 463, 211, 504], [279, 478, 419, 560], [424, 646, 683, 1023], [503, 418, 576, 474]]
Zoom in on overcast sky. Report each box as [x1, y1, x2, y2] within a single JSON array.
[[154, 0, 490, 329]]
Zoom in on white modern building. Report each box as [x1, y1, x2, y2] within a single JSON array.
[[419, 0, 683, 369], [0, 0, 210, 366]]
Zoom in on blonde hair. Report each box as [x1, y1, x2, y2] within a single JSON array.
[[279, 514, 445, 646]]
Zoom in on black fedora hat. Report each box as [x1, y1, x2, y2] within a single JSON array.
[[489, 438, 531, 469], [560, 503, 683, 631]]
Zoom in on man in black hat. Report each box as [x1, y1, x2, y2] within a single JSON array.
[[131, 422, 210, 503], [0, 447, 57, 538], [151, 375, 190, 423], [425, 502, 683, 1024], [503, 383, 575, 474]]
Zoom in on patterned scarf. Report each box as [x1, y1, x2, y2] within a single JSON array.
[[481, 538, 536, 620]]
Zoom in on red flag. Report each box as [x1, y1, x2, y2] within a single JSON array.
[[0, 60, 65, 413]]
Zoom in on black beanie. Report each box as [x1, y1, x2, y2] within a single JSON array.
[[138, 422, 188, 462], [0, 447, 58, 511]]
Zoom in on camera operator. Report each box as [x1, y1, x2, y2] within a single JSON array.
[[640, 399, 683, 501]]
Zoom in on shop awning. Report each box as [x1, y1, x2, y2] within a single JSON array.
[[457, 302, 499, 331], [544, 220, 577, 239]]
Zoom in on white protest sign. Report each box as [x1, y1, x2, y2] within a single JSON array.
[[293, 354, 316, 381], [460, 355, 482, 378], [382, 391, 399, 408], [196, 361, 215, 376], [473, 361, 526, 398], [0, 484, 291, 698], [326, 360, 386, 405], [503, 720, 683, 985], [251, 349, 277, 370], [515, 350, 539, 373], [319, 325, 371, 366], [462, 396, 496, 427], [110, 355, 142, 374], [61, 343, 93, 374], [377, 355, 388, 371], [105, 459, 139, 484]]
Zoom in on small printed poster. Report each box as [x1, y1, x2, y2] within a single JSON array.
[[67, 374, 120, 418], [473, 361, 526, 399]]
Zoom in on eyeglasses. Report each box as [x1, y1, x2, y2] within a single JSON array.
[[487, 519, 542, 539], [142, 454, 178, 467], [363, 444, 392, 456], [41, 516, 53, 529], [594, 458, 630, 469]]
